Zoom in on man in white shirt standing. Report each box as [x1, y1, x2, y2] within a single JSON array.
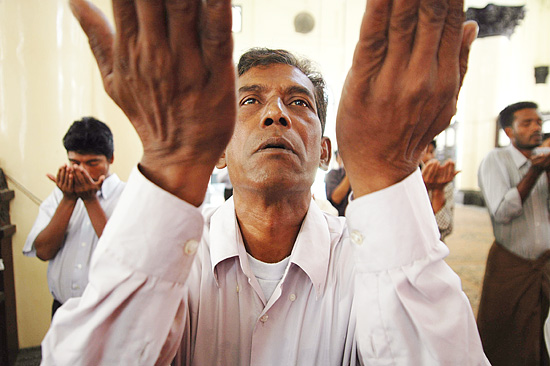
[[23, 117, 125, 317], [478, 101, 550, 365], [41, 0, 488, 365]]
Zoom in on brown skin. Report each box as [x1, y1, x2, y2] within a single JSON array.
[[422, 159, 459, 213], [504, 108, 550, 202], [34, 152, 112, 261], [217, 64, 330, 262], [69, 0, 477, 263]]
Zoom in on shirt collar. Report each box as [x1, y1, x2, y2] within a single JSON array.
[[209, 198, 332, 298], [99, 173, 120, 199], [506, 144, 530, 169]]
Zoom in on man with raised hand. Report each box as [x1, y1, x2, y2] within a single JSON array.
[[41, 0, 487, 364]]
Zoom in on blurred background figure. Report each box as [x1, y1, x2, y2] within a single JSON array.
[[324, 150, 351, 216], [420, 140, 458, 241]]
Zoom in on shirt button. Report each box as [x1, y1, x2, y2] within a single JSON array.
[[183, 239, 199, 255], [236, 285, 240, 293], [81, 242, 87, 247], [350, 230, 363, 245], [72, 284, 80, 290], [76, 264, 82, 270], [260, 315, 269, 323], [289, 293, 296, 302]]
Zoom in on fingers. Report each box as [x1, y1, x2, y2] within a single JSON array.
[[353, 0, 392, 78], [135, 0, 167, 48], [409, 0, 452, 70], [201, 0, 234, 72], [46, 173, 56, 183], [437, 0, 465, 65], [385, 0, 420, 69], [70, 0, 115, 82], [165, 0, 201, 60]]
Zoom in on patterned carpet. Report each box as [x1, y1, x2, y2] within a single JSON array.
[[14, 347, 41, 366]]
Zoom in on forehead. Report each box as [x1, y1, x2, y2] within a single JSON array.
[[514, 108, 541, 121], [238, 64, 315, 96], [67, 151, 107, 161]]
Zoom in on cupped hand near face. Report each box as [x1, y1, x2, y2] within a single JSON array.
[[47, 164, 77, 200], [531, 152, 550, 172], [72, 165, 105, 201], [422, 159, 459, 190]]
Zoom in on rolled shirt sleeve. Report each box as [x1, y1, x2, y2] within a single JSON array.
[[347, 169, 489, 365]]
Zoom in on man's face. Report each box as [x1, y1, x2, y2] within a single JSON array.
[[506, 108, 543, 151], [67, 151, 112, 182], [421, 144, 435, 164], [224, 63, 329, 194]]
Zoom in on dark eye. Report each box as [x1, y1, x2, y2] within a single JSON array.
[[241, 97, 258, 105], [291, 99, 309, 107]]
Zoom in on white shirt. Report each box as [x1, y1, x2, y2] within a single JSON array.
[[478, 144, 550, 259], [41, 168, 489, 365], [23, 174, 125, 303]]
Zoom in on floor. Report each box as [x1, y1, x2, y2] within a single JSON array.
[[444, 203, 493, 317], [13, 203, 493, 365]]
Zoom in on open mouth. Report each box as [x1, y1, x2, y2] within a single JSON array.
[[257, 137, 295, 153]]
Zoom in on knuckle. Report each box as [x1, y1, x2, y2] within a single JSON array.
[[390, 8, 417, 34], [421, 0, 448, 23]]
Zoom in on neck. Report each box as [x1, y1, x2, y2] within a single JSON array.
[[233, 189, 311, 263], [514, 144, 535, 159]]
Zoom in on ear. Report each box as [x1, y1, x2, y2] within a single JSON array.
[[215, 152, 227, 169], [108, 153, 114, 164], [319, 137, 331, 171], [504, 126, 513, 139]]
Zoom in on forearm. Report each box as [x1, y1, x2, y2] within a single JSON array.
[[34, 197, 77, 261], [430, 188, 446, 214], [82, 197, 108, 237]]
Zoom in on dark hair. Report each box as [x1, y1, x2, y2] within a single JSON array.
[[429, 140, 437, 149], [63, 117, 114, 159], [498, 101, 538, 129], [237, 48, 328, 134]]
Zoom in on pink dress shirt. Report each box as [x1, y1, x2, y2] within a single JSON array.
[[41, 168, 489, 365]]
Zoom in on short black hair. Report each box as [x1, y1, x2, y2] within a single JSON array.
[[429, 140, 437, 149], [63, 117, 114, 159], [498, 101, 538, 129], [237, 48, 328, 134]]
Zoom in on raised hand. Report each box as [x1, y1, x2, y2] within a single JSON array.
[[531, 152, 550, 172], [422, 159, 459, 191], [47, 164, 77, 200], [336, 0, 477, 196], [69, 0, 237, 206]]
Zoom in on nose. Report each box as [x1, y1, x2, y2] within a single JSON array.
[[261, 98, 291, 129]]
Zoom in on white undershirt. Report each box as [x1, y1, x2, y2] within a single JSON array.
[[246, 253, 290, 300]]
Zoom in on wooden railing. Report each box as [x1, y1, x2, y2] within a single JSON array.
[[0, 168, 18, 366]]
